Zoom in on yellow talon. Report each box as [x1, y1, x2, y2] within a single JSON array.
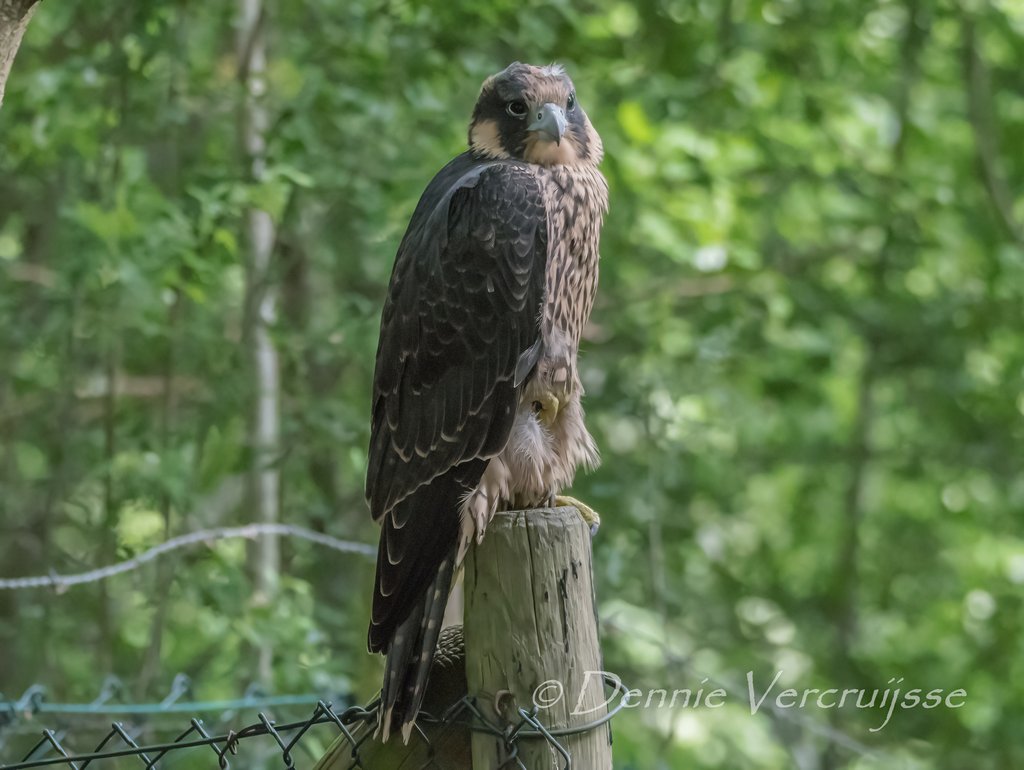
[[532, 393, 561, 427], [555, 495, 601, 535]]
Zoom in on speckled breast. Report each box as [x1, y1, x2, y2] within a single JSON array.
[[537, 164, 609, 366]]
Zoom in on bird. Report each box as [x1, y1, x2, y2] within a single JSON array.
[[365, 62, 608, 743]]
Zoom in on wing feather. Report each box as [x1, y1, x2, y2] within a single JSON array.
[[367, 154, 548, 652]]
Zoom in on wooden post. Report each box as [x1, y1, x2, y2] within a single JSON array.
[[313, 506, 611, 770], [464, 506, 612, 769]]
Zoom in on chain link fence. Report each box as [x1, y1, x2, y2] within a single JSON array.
[[1, 675, 626, 769]]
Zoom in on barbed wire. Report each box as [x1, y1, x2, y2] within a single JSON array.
[[0, 524, 375, 592]]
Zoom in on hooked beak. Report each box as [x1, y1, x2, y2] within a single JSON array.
[[527, 102, 567, 145]]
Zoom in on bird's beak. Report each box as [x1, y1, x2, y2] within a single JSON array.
[[527, 102, 567, 145]]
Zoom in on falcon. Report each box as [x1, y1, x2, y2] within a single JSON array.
[[366, 62, 608, 742]]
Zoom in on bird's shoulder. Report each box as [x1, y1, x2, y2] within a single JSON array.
[[408, 153, 545, 236], [386, 154, 548, 292]]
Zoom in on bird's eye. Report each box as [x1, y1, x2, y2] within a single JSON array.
[[567, 92, 576, 112], [506, 100, 528, 118]]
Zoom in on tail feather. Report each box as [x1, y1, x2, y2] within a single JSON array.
[[378, 552, 456, 743]]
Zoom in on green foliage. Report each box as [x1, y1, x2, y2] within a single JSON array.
[[1, 0, 1022, 767]]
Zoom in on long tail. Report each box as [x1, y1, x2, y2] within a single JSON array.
[[378, 551, 456, 743]]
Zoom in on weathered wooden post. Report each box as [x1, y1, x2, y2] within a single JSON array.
[[464, 506, 612, 769], [313, 506, 611, 769]]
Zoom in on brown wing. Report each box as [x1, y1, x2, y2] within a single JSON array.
[[367, 154, 548, 652]]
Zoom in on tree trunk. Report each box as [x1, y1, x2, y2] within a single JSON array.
[[0, 0, 40, 108], [237, 0, 280, 687]]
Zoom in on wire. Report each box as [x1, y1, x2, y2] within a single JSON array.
[[2, 694, 337, 717], [3, 687, 615, 770], [0, 524, 375, 591]]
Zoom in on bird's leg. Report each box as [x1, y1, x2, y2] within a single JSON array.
[[553, 495, 601, 536], [530, 352, 576, 427], [531, 392, 561, 427]]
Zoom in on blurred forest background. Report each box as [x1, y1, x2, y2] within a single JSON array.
[[1, 0, 1023, 767]]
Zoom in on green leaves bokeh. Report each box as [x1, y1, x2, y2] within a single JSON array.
[[1, 0, 1022, 767]]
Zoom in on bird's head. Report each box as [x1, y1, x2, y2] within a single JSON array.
[[468, 62, 603, 168]]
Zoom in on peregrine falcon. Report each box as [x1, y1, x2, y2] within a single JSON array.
[[366, 62, 608, 741]]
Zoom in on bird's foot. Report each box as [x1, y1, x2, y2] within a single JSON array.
[[532, 392, 561, 427], [456, 488, 493, 564], [554, 495, 601, 536], [540, 356, 575, 397]]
